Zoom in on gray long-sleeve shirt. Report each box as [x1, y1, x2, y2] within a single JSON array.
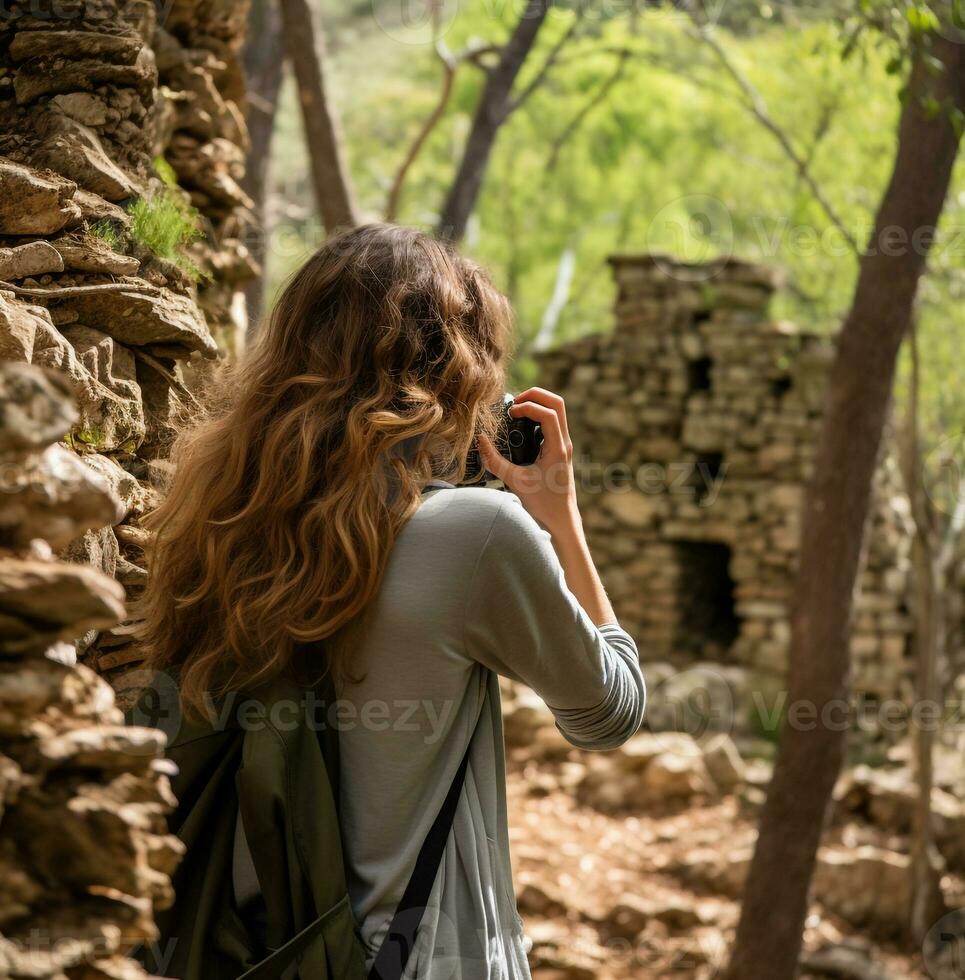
[[334, 485, 646, 978]]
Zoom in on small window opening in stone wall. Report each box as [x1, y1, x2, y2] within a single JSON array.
[[688, 356, 713, 392], [770, 374, 793, 399], [671, 540, 740, 659]]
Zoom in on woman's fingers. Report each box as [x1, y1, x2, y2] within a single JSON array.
[[509, 400, 567, 460], [514, 387, 569, 439], [478, 388, 573, 495]]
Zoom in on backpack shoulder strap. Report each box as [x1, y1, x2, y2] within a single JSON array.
[[237, 896, 353, 980], [367, 743, 471, 980]]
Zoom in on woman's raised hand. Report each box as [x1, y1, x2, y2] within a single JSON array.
[[479, 388, 615, 624], [478, 387, 581, 538]]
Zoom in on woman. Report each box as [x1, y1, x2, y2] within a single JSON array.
[[140, 223, 645, 979]]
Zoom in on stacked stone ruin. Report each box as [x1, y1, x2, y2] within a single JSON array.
[[536, 255, 917, 716], [0, 1, 253, 975]]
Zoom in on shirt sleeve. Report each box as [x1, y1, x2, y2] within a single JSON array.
[[463, 494, 645, 751]]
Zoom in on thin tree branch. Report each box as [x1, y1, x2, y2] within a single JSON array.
[[687, 21, 859, 254], [247, 91, 277, 116], [555, 42, 780, 119], [507, 9, 585, 115], [546, 48, 631, 171], [386, 42, 458, 224], [385, 40, 499, 222], [802, 99, 838, 171]]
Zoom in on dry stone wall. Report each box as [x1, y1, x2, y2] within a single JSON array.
[[0, 361, 182, 980], [0, 0, 255, 693], [0, 1, 252, 975], [536, 255, 917, 720], [154, 0, 257, 351]]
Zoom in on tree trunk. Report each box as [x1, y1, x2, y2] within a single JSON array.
[[435, 0, 551, 242], [243, 0, 285, 330], [278, 0, 358, 232], [902, 324, 949, 943], [724, 35, 965, 980], [908, 510, 947, 942]]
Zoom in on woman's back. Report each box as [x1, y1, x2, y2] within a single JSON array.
[[337, 486, 645, 978]]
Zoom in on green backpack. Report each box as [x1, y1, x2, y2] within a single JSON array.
[[132, 668, 469, 980]]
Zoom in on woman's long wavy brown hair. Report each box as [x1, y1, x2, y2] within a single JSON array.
[[138, 224, 510, 718]]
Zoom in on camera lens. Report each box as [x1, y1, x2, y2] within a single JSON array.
[[508, 429, 524, 449]]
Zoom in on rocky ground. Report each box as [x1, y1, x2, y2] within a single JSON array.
[[501, 685, 965, 980]]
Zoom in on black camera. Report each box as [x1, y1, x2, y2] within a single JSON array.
[[463, 393, 543, 483], [495, 393, 543, 467]]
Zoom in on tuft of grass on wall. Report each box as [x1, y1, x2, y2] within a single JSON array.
[[89, 219, 122, 251], [153, 155, 180, 189], [126, 158, 205, 279]]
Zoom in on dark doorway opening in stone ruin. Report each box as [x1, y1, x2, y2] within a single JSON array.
[[671, 541, 740, 659], [688, 356, 713, 392]]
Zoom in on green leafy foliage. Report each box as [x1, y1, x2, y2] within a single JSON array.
[[906, 4, 941, 32]]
